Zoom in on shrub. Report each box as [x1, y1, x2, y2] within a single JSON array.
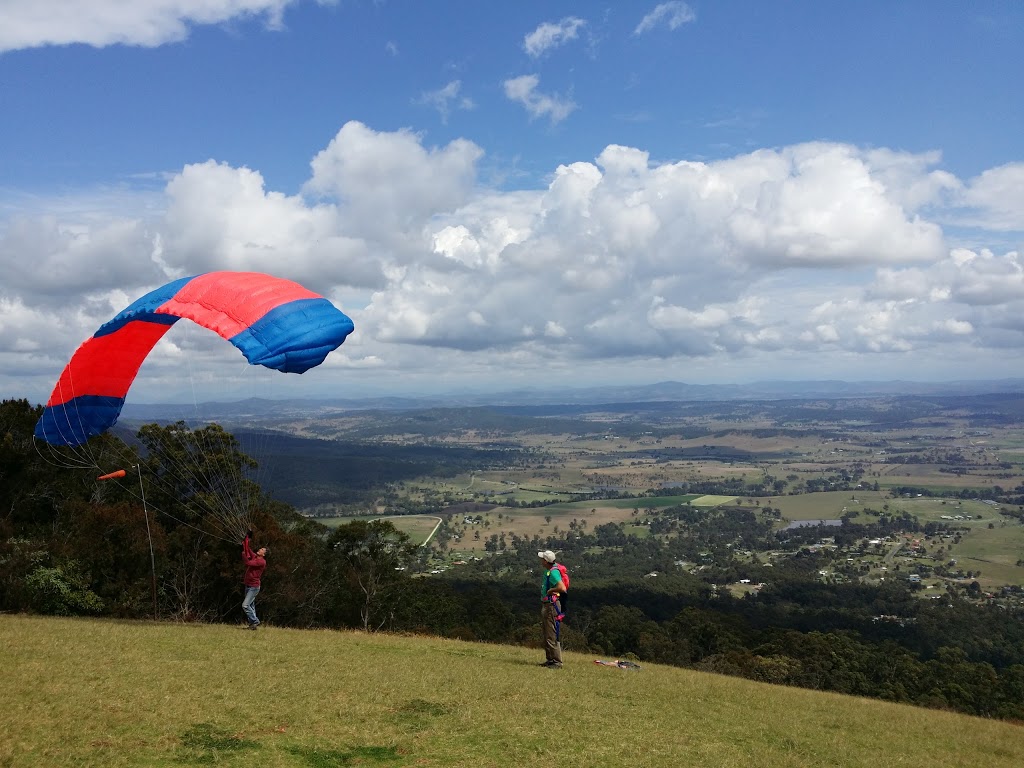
[[24, 563, 104, 616]]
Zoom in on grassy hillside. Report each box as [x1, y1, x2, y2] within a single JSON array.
[[3, 616, 1022, 767]]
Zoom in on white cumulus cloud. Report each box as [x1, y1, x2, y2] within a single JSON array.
[[0, 0, 300, 53], [503, 75, 577, 124], [4, 127, 1024, 400], [523, 17, 586, 58], [959, 163, 1024, 231]]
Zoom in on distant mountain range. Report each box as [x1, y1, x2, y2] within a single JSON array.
[[119, 378, 1024, 423]]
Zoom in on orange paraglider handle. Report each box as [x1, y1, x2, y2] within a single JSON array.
[[97, 469, 127, 481]]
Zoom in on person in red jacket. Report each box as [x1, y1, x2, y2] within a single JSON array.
[[241, 529, 268, 630]]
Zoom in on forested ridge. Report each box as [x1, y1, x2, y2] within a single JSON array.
[[4, 397, 1024, 721]]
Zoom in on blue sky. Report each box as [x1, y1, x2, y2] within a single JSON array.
[[1, 1, 1023, 403]]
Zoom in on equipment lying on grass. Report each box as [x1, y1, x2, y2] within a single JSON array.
[[594, 659, 641, 670]]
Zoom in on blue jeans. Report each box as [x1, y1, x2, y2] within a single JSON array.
[[242, 586, 260, 626]]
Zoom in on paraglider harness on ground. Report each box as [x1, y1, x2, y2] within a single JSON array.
[[594, 659, 641, 670], [543, 562, 570, 641]]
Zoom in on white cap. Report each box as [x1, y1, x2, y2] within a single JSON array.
[[538, 550, 556, 563]]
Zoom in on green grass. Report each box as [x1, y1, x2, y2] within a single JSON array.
[[770, 490, 891, 521], [314, 515, 377, 528], [949, 523, 1024, 586], [689, 494, 739, 507], [313, 516, 441, 546], [377, 516, 441, 545], [541, 495, 700, 514], [4, 615, 1024, 767]]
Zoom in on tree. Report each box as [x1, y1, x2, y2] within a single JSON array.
[[328, 520, 416, 631], [64, 498, 168, 619], [137, 421, 258, 543]]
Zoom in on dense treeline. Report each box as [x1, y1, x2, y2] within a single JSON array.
[[0, 399, 405, 628], [4, 397, 1024, 721], [230, 430, 535, 509]]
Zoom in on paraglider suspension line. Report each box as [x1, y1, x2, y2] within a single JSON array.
[[135, 463, 158, 620]]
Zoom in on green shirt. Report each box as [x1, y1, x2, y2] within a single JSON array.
[[541, 567, 563, 599]]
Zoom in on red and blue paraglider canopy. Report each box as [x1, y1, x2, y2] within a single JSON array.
[[35, 271, 355, 446]]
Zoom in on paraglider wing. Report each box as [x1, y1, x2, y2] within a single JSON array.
[[35, 272, 355, 446]]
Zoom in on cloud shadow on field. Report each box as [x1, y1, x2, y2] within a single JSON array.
[[287, 744, 404, 767], [177, 722, 259, 762]]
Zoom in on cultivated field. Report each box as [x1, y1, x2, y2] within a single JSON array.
[[317, 514, 442, 546], [304, 399, 1024, 587]]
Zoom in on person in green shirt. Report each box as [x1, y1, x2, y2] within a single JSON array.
[[538, 550, 566, 668]]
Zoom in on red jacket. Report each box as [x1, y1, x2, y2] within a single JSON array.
[[242, 536, 266, 588]]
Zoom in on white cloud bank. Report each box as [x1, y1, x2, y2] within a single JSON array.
[[2, 122, 1022, 401], [0, 0, 301, 52]]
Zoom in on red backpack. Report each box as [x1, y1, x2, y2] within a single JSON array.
[[553, 562, 570, 590], [551, 562, 569, 618]]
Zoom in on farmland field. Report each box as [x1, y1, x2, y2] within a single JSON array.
[[769, 490, 890, 522], [691, 494, 741, 506], [283, 392, 1024, 589], [379, 515, 442, 545], [316, 514, 441, 545], [953, 524, 1024, 586]]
